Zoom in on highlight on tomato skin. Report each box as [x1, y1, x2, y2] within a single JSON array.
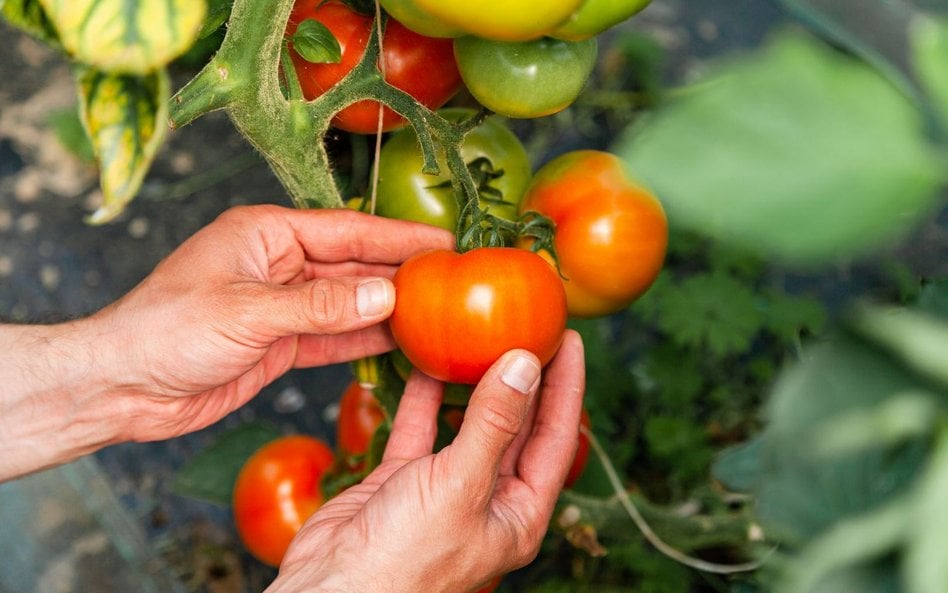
[[389, 247, 568, 385], [519, 149, 668, 318], [232, 435, 335, 567], [336, 380, 385, 459]]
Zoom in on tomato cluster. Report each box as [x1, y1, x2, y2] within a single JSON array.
[[234, 0, 665, 571], [285, 0, 652, 126]]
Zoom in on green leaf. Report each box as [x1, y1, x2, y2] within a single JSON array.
[[644, 271, 766, 358], [171, 422, 283, 506], [46, 107, 95, 163], [76, 66, 169, 225], [912, 15, 948, 138], [850, 302, 948, 389], [198, 0, 232, 39], [904, 428, 948, 593], [292, 19, 342, 65], [1, 0, 60, 46], [712, 436, 764, 493], [755, 333, 932, 543], [39, 0, 206, 74], [777, 498, 910, 593], [618, 28, 945, 266]]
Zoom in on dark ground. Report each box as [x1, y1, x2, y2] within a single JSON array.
[[0, 2, 812, 592]]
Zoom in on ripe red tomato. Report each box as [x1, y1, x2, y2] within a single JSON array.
[[336, 380, 386, 458], [232, 435, 335, 567], [564, 409, 591, 488], [286, 0, 461, 133], [390, 248, 567, 384], [520, 150, 667, 317]]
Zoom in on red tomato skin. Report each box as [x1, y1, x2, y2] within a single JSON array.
[[286, 0, 461, 133], [232, 435, 335, 567], [336, 380, 385, 457], [564, 409, 591, 488], [520, 150, 668, 317], [390, 248, 568, 384]]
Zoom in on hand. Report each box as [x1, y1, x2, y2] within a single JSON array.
[[267, 331, 586, 593], [93, 204, 453, 442]]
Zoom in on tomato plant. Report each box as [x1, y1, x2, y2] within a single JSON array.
[[286, 0, 461, 133], [551, 0, 653, 41], [520, 150, 667, 318], [410, 0, 584, 41], [375, 108, 532, 230], [336, 380, 386, 458], [232, 435, 335, 567], [390, 248, 567, 384], [454, 35, 598, 119]]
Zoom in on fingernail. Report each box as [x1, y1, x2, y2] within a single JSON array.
[[501, 354, 541, 395], [356, 279, 390, 318]]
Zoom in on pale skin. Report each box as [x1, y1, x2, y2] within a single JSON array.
[[0, 204, 586, 593]]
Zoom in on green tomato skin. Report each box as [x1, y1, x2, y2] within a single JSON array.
[[551, 0, 652, 41], [454, 36, 598, 119], [375, 108, 531, 231], [379, 0, 465, 38]]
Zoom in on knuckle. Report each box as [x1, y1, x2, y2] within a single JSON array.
[[305, 278, 349, 328], [477, 399, 524, 440]]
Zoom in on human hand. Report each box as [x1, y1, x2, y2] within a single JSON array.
[[267, 330, 586, 593], [91, 204, 453, 443]]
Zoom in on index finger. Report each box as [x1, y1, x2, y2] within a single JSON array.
[[284, 207, 456, 264], [515, 331, 586, 494]]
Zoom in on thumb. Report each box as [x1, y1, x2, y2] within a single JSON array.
[[259, 277, 395, 337], [450, 350, 542, 486]]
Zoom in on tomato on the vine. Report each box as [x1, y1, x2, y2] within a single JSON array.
[[453, 35, 598, 119], [390, 248, 567, 384], [551, 0, 653, 41], [411, 0, 584, 41], [232, 435, 334, 567], [378, 0, 464, 38], [336, 380, 385, 458], [286, 0, 461, 133], [519, 150, 667, 318], [375, 108, 532, 230], [564, 409, 591, 488]]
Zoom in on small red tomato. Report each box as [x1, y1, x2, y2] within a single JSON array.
[[564, 409, 591, 488], [232, 435, 335, 567], [286, 0, 461, 133], [336, 380, 386, 458], [390, 248, 567, 384]]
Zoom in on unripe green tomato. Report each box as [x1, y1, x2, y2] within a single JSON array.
[[551, 0, 652, 41], [453, 35, 598, 119], [374, 108, 531, 230]]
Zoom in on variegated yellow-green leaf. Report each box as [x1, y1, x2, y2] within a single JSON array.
[[39, 0, 206, 74], [77, 66, 169, 224], [1, 0, 62, 47]]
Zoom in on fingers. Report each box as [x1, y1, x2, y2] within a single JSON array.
[[450, 350, 543, 491], [278, 206, 456, 264], [515, 330, 586, 495], [259, 276, 396, 338], [382, 371, 444, 462]]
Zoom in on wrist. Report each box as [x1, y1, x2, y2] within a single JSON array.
[[0, 317, 131, 480]]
